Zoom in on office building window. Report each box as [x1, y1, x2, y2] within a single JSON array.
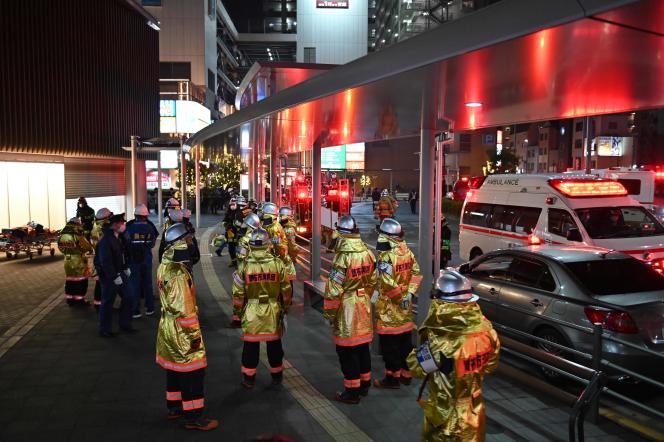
[[575, 122, 583, 132], [574, 139, 583, 149], [160, 62, 191, 79], [142, 0, 161, 5], [459, 134, 471, 152], [304, 47, 316, 63], [208, 69, 215, 92]]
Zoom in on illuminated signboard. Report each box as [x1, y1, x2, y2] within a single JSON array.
[[321, 145, 346, 169], [317, 0, 348, 8], [345, 142, 365, 170], [160, 99, 176, 117], [159, 99, 211, 134], [593, 136, 632, 157]]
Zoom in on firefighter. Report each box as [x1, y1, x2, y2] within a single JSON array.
[[160, 209, 183, 263], [156, 222, 218, 431], [164, 198, 180, 228], [57, 217, 94, 306], [323, 216, 377, 404], [373, 218, 423, 389], [90, 208, 113, 309], [261, 203, 297, 283], [279, 206, 298, 261], [374, 189, 397, 223], [232, 228, 292, 389], [95, 213, 133, 337], [126, 204, 159, 318], [76, 197, 96, 239], [223, 198, 242, 267], [226, 212, 261, 328], [407, 270, 500, 442], [440, 216, 452, 268]]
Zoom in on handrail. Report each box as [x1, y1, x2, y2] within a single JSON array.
[[569, 372, 605, 442], [492, 323, 592, 361]]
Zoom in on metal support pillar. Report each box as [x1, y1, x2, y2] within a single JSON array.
[[417, 98, 435, 326], [157, 152, 163, 227], [270, 128, 279, 204], [433, 139, 443, 278], [195, 145, 201, 231], [584, 116, 592, 173], [180, 135, 187, 209], [311, 139, 322, 282], [130, 135, 138, 212]]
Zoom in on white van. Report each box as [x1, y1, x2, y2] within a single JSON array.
[[459, 174, 664, 272], [564, 168, 656, 210]]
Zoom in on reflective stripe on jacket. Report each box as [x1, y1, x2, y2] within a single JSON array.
[[57, 223, 93, 278], [156, 240, 207, 372], [323, 234, 376, 346]]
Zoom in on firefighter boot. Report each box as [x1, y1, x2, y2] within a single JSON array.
[[360, 380, 371, 397], [271, 372, 283, 385], [184, 418, 219, 431], [335, 389, 360, 405], [374, 376, 400, 389], [167, 408, 184, 420], [241, 374, 255, 389]]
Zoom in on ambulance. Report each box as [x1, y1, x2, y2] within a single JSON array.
[[564, 168, 656, 210], [459, 174, 664, 273]]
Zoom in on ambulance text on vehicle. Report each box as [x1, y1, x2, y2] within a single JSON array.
[[459, 174, 664, 273]]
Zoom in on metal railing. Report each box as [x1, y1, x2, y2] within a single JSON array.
[[477, 296, 664, 425], [294, 234, 332, 276]]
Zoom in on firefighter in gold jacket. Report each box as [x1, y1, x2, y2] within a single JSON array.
[[373, 218, 423, 389], [374, 189, 398, 223], [57, 217, 94, 306], [323, 216, 377, 404], [279, 206, 299, 261], [232, 228, 292, 389], [90, 208, 113, 309], [261, 202, 297, 283], [156, 223, 218, 431], [227, 212, 261, 328], [407, 270, 500, 442]]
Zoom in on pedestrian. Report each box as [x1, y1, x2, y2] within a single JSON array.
[[440, 216, 452, 268], [278, 206, 298, 262], [232, 228, 292, 389], [373, 218, 422, 389], [125, 204, 159, 318], [156, 223, 218, 431], [76, 197, 96, 239], [407, 270, 500, 442], [57, 217, 93, 306], [323, 216, 376, 404], [95, 213, 134, 337], [408, 189, 418, 214], [90, 208, 114, 309]]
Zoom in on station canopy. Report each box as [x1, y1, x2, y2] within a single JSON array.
[[188, 0, 664, 153]]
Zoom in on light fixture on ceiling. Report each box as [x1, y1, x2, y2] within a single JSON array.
[[465, 101, 483, 108]]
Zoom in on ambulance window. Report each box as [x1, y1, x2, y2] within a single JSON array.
[[514, 207, 542, 234], [462, 202, 492, 228], [548, 209, 577, 237], [616, 179, 641, 195], [488, 205, 518, 232]]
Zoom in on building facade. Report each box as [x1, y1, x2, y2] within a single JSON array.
[[0, 0, 159, 229]]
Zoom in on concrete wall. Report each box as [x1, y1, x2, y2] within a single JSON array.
[[296, 0, 368, 64], [365, 136, 420, 191]]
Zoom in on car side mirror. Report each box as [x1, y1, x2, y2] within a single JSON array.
[[566, 228, 583, 242], [459, 263, 471, 275]]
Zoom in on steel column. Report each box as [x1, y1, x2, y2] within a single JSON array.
[[180, 134, 187, 209], [130, 135, 138, 212], [195, 145, 201, 231], [311, 138, 322, 282], [270, 124, 279, 203], [157, 151, 163, 227]]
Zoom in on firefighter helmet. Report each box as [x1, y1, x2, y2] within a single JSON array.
[[336, 215, 357, 233], [432, 270, 479, 303], [379, 218, 402, 237], [166, 198, 180, 209], [68, 217, 82, 225], [182, 209, 192, 220], [249, 228, 270, 247], [243, 212, 261, 230], [168, 208, 184, 223], [279, 206, 293, 218], [262, 202, 279, 217], [250, 200, 259, 211], [96, 208, 113, 221], [134, 204, 149, 217], [164, 222, 189, 244], [381, 189, 389, 197]]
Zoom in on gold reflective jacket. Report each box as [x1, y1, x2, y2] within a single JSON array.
[[232, 247, 293, 342], [263, 218, 296, 280], [281, 218, 299, 261], [407, 301, 500, 442], [323, 234, 377, 346], [89, 219, 110, 278], [236, 229, 252, 262], [155, 240, 207, 372], [375, 235, 423, 335], [57, 223, 93, 280]]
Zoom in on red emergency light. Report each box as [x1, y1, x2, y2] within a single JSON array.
[[298, 191, 307, 199], [340, 191, 349, 197], [328, 189, 338, 196], [548, 179, 627, 197], [468, 176, 486, 189], [528, 234, 542, 245], [650, 258, 664, 275], [656, 171, 664, 180]]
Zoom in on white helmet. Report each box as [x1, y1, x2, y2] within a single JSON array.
[[168, 208, 184, 223], [249, 228, 270, 247], [379, 218, 402, 237], [279, 206, 293, 218], [336, 215, 357, 233], [164, 223, 189, 244], [166, 198, 180, 209], [182, 209, 192, 219], [381, 189, 389, 197], [432, 270, 478, 303], [96, 208, 113, 221], [134, 204, 149, 217], [243, 213, 261, 231], [262, 202, 279, 217]]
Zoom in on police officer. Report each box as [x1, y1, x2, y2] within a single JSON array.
[[323, 216, 376, 404], [279, 206, 298, 262], [261, 202, 296, 284], [374, 218, 423, 388], [232, 228, 292, 389], [126, 204, 159, 318], [57, 218, 94, 306], [76, 197, 96, 239], [156, 223, 218, 431], [91, 208, 113, 309], [223, 198, 242, 267], [96, 213, 133, 337], [407, 271, 500, 442]]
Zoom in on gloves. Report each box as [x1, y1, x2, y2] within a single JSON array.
[[416, 341, 453, 375], [113, 275, 123, 286], [124, 268, 131, 277], [401, 293, 413, 310]]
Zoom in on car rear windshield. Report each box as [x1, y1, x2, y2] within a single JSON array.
[[564, 259, 664, 295], [575, 206, 664, 239]]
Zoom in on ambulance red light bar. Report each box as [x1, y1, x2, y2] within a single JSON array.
[[469, 176, 486, 189], [548, 179, 627, 197]]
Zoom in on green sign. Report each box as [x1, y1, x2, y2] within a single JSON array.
[[321, 145, 346, 170]]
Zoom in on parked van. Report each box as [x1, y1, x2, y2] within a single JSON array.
[[564, 168, 655, 210], [459, 174, 664, 273]]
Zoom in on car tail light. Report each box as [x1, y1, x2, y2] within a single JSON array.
[[549, 179, 627, 197], [584, 307, 639, 334], [649, 258, 664, 275], [528, 234, 542, 245]]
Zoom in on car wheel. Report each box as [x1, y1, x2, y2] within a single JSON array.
[[534, 326, 572, 381], [469, 247, 483, 260]]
